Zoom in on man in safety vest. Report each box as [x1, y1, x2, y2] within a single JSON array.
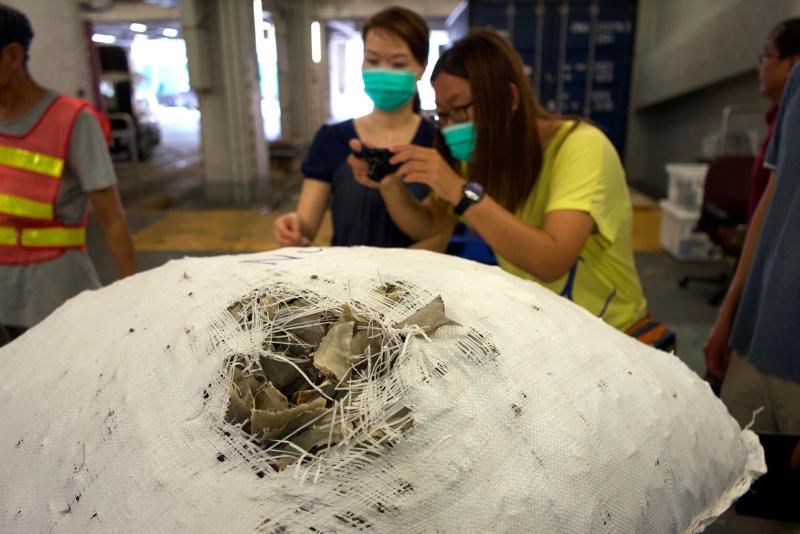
[[0, 4, 136, 345]]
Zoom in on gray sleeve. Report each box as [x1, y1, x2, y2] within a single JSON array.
[[66, 109, 118, 192]]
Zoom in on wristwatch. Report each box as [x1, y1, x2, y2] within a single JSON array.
[[453, 181, 485, 216]]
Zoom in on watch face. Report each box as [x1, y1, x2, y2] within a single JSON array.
[[464, 182, 484, 200], [455, 181, 485, 215]]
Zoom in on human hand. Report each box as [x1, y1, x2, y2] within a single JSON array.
[[789, 441, 800, 469], [389, 144, 464, 205], [703, 311, 734, 381], [791, 439, 800, 469], [273, 212, 310, 246], [347, 139, 383, 190]]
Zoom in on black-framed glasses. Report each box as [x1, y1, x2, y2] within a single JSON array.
[[431, 102, 474, 128]]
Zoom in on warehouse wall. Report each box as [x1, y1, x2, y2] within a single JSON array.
[[4, 0, 93, 101], [626, 0, 800, 197]]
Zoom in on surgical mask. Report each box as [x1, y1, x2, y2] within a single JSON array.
[[441, 121, 476, 162], [362, 68, 417, 111]]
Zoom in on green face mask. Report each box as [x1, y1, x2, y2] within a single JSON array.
[[441, 121, 476, 162], [362, 68, 417, 111]]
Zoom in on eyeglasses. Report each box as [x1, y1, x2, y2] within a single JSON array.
[[758, 52, 781, 63], [431, 102, 474, 128]]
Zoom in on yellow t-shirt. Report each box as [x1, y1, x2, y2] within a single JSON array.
[[496, 121, 647, 331]]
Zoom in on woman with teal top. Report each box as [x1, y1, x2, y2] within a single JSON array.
[[274, 7, 449, 250]]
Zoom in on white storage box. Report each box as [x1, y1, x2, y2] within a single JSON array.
[[666, 163, 709, 212], [660, 199, 717, 260]]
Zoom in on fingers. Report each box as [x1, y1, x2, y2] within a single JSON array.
[[396, 160, 431, 178], [703, 344, 719, 379], [389, 145, 433, 165], [401, 171, 435, 186], [274, 214, 304, 246], [349, 138, 377, 154], [703, 342, 730, 381], [348, 138, 363, 153], [347, 154, 380, 189]]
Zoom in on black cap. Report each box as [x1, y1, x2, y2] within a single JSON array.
[[0, 4, 34, 62]]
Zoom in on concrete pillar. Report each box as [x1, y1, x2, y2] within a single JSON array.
[[183, 0, 269, 204], [268, 0, 329, 146], [3, 0, 93, 99]]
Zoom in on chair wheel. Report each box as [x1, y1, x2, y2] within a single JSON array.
[[678, 278, 689, 289]]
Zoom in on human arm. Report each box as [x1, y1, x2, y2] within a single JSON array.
[[273, 179, 331, 246], [704, 172, 776, 379], [274, 124, 339, 246], [463, 199, 593, 282], [409, 223, 456, 252], [68, 109, 134, 278], [390, 144, 594, 282], [88, 186, 136, 278]]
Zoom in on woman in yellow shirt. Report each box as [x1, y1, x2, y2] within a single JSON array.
[[349, 29, 650, 334]]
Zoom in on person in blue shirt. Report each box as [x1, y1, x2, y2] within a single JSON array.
[[273, 7, 448, 250], [705, 64, 800, 530]]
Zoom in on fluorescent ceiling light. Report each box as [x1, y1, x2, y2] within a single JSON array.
[[162, 28, 178, 38], [311, 21, 321, 63], [130, 23, 147, 33], [92, 33, 116, 44]]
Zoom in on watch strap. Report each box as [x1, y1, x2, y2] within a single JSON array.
[[453, 182, 484, 216]]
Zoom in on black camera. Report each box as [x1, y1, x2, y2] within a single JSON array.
[[354, 147, 400, 182]]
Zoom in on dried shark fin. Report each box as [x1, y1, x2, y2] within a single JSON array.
[[232, 366, 263, 398], [350, 330, 369, 357], [225, 382, 252, 425], [284, 309, 328, 347], [254, 383, 290, 412], [313, 322, 359, 382], [289, 411, 346, 453], [259, 353, 302, 390], [295, 380, 335, 405], [395, 295, 460, 336], [339, 303, 371, 330], [251, 397, 328, 442]]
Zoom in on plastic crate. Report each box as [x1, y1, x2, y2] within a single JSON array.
[[659, 200, 717, 261], [665, 163, 709, 213]]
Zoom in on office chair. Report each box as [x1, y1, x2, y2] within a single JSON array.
[[678, 155, 754, 305]]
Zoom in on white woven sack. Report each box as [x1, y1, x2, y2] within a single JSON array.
[[0, 247, 764, 533]]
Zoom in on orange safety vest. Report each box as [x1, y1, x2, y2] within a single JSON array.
[[0, 95, 91, 264]]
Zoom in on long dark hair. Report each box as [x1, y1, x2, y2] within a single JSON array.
[[362, 7, 429, 113], [432, 29, 555, 214]]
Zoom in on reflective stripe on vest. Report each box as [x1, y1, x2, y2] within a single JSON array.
[[0, 193, 54, 220], [0, 145, 64, 177], [0, 225, 86, 247], [0, 226, 15, 245]]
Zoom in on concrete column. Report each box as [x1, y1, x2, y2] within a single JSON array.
[[4, 0, 93, 99], [183, 0, 269, 204], [269, 0, 329, 145]]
